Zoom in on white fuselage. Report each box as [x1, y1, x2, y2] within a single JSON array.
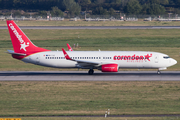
[[21, 51, 177, 70]]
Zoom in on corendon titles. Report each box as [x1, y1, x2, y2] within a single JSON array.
[[9, 23, 24, 44], [113, 54, 152, 61], [9, 23, 29, 51]]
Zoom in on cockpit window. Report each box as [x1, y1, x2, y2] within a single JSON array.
[[163, 56, 170, 59]]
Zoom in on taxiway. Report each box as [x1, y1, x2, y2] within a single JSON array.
[[0, 71, 180, 81]]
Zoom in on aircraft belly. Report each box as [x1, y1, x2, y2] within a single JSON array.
[[56, 60, 76, 68]]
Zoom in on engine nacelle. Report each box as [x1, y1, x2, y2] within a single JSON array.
[[101, 64, 119, 72]]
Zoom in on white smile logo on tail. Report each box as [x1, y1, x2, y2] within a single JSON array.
[[20, 42, 29, 51]]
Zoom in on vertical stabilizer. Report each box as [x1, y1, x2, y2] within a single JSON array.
[[7, 20, 50, 55]]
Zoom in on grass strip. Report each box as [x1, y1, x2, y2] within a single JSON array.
[[0, 81, 180, 116], [0, 117, 175, 120], [1, 20, 180, 26]]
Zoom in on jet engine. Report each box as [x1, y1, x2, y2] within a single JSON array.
[[100, 64, 119, 72]]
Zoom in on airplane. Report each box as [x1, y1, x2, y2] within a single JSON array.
[[6, 20, 177, 75]]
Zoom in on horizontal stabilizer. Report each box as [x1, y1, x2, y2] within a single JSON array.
[[7, 50, 26, 56]]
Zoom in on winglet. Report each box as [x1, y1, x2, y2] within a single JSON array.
[[67, 43, 73, 51], [62, 48, 72, 60]]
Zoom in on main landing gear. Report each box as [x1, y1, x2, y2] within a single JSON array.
[[88, 69, 94, 75], [157, 70, 161, 75]]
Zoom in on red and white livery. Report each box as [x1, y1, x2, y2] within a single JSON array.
[[7, 20, 177, 75]]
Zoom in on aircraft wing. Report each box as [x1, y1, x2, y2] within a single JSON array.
[[62, 48, 103, 68]]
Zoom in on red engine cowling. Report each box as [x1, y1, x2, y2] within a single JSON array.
[[101, 64, 118, 72]]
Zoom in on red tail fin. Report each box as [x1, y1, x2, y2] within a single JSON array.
[[7, 20, 50, 55]]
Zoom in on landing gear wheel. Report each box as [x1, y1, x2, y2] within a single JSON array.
[[157, 70, 161, 75], [88, 69, 94, 75]]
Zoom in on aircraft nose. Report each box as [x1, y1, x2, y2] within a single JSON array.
[[171, 58, 177, 66]]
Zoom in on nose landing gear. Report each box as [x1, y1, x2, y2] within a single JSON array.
[[88, 69, 94, 75], [157, 70, 161, 75]]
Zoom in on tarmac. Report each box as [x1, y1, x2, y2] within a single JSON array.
[[0, 71, 180, 81]]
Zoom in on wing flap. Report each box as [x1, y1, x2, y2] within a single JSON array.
[[76, 59, 100, 65]]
